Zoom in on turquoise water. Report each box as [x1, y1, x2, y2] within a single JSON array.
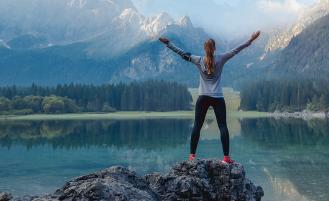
[[0, 118, 328, 201]]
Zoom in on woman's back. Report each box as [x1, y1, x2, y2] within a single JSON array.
[[164, 39, 252, 98], [192, 55, 226, 98]]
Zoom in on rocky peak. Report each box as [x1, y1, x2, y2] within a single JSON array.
[[142, 12, 174, 37], [117, 8, 144, 27], [2, 159, 264, 201], [178, 16, 193, 28]]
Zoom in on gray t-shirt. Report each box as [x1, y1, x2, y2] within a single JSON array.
[[166, 41, 251, 98]]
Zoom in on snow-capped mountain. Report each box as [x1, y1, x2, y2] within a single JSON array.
[[2, 0, 326, 87], [109, 15, 213, 84], [0, 0, 154, 44], [0, 0, 213, 86], [266, 0, 329, 52], [86, 7, 204, 57], [0, 0, 128, 42], [142, 13, 175, 37], [86, 8, 177, 57], [0, 0, 194, 57]]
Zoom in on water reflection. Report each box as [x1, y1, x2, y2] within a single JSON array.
[[239, 118, 329, 201], [0, 118, 328, 201], [240, 118, 329, 148], [0, 120, 191, 150], [0, 119, 192, 196]]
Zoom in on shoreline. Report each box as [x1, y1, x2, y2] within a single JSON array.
[[270, 111, 328, 119], [0, 111, 269, 121], [0, 110, 326, 121]]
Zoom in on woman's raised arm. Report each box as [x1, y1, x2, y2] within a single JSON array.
[[221, 31, 261, 63], [159, 37, 200, 65]]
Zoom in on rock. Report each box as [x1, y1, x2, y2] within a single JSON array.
[[145, 159, 263, 201], [53, 166, 158, 201], [14, 195, 60, 201], [12, 159, 264, 201], [0, 192, 12, 201]]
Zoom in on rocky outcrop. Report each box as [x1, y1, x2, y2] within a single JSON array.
[[146, 160, 263, 201], [2, 159, 264, 201], [0, 192, 12, 201]]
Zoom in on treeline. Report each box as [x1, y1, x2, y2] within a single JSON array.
[[0, 96, 79, 115], [0, 80, 192, 114], [240, 79, 329, 112]]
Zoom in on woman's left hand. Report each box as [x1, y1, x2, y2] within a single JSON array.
[[249, 31, 261, 43], [159, 37, 170, 45]]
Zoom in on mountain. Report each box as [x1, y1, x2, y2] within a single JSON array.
[[0, 0, 215, 86], [265, 0, 329, 53], [0, 0, 134, 43], [267, 13, 329, 78], [85, 10, 177, 58], [109, 17, 215, 85], [0, 18, 212, 86], [0, 0, 175, 56], [220, 33, 270, 87], [3, 0, 326, 87], [240, 0, 329, 83]]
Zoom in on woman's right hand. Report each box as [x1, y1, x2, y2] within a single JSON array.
[[249, 31, 261, 43], [159, 37, 170, 45]]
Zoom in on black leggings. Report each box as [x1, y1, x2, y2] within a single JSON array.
[[190, 96, 230, 156]]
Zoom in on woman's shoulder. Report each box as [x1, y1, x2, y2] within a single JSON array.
[[194, 55, 204, 59], [215, 54, 223, 59], [215, 54, 226, 63], [190, 55, 203, 65]]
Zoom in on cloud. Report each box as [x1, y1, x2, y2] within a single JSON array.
[[255, 0, 309, 29], [132, 0, 316, 38], [258, 0, 305, 13], [1, 0, 315, 40]]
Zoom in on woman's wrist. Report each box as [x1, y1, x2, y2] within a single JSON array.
[[245, 39, 252, 46]]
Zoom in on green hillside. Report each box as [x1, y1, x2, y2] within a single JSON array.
[[269, 14, 329, 78]]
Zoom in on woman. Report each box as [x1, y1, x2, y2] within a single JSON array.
[[159, 31, 261, 163]]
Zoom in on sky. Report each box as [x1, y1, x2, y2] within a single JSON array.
[[132, 0, 317, 38]]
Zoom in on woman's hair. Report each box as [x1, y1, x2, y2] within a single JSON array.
[[204, 39, 216, 74]]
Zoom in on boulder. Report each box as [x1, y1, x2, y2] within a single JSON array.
[[145, 159, 264, 201], [0, 192, 12, 201]]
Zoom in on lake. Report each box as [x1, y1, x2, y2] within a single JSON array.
[[0, 117, 328, 201]]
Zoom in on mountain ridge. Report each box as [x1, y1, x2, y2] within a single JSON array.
[[265, 0, 329, 53], [0, 0, 328, 86], [0, 0, 214, 86], [268, 13, 329, 78]]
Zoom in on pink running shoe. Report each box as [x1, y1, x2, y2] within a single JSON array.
[[223, 155, 235, 163], [189, 154, 196, 161]]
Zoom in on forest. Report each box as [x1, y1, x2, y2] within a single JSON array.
[[0, 80, 192, 114], [240, 79, 329, 112]]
